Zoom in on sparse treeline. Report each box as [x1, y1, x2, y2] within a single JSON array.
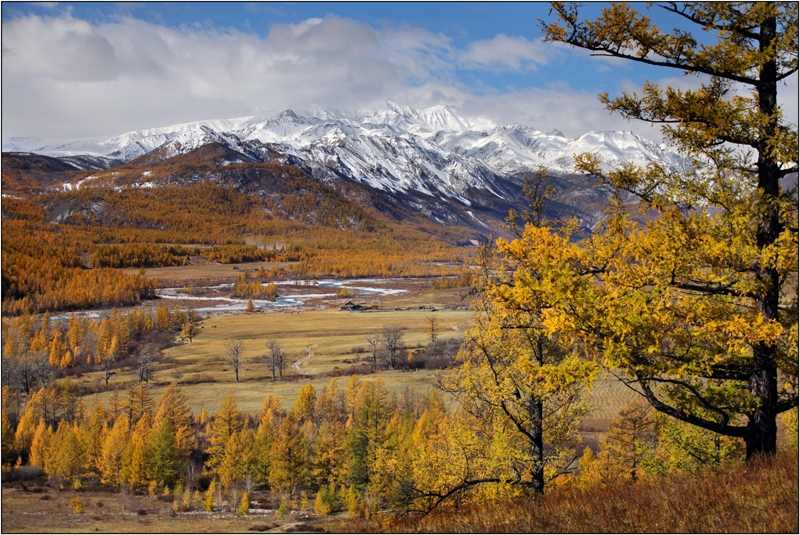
[[4, 379, 795, 518], [1, 305, 190, 395]]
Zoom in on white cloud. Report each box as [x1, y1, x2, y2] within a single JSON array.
[[461, 34, 550, 71], [1, 13, 706, 143]]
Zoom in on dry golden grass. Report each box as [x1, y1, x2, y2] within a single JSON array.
[[390, 449, 799, 533], [80, 303, 473, 414], [74, 289, 639, 421]]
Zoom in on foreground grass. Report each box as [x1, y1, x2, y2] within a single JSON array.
[[390, 450, 799, 533]]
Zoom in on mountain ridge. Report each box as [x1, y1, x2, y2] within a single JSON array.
[[3, 102, 693, 236]]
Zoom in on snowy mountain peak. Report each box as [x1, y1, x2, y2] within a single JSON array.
[[3, 103, 690, 202]]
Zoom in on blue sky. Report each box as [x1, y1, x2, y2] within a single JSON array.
[[2, 2, 797, 141]]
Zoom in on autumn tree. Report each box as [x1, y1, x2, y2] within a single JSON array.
[[364, 332, 380, 373], [95, 317, 121, 385], [311, 378, 348, 486], [440, 231, 599, 497], [29, 419, 52, 472], [100, 415, 131, 487], [645, 413, 745, 474], [426, 315, 439, 358], [542, 2, 798, 458], [599, 399, 657, 482], [269, 411, 311, 497], [181, 308, 201, 343], [206, 393, 243, 473], [381, 326, 404, 370], [265, 339, 285, 381], [126, 382, 155, 426], [294, 383, 317, 424], [226, 339, 245, 383], [217, 428, 256, 494], [154, 306, 173, 330]]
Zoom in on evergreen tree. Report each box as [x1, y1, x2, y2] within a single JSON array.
[[81, 404, 108, 479], [154, 383, 195, 461], [146, 418, 183, 488], [343, 379, 389, 490], [269, 411, 311, 497], [252, 415, 275, 489], [51, 427, 85, 484], [120, 413, 152, 488], [206, 393, 243, 472]]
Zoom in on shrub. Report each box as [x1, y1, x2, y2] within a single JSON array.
[[313, 483, 340, 515], [345, 486, 364, 519], [237, 491, 250, 516], [69, 498, 83, 514], [204, 480, 218, 512], [276, 499, 288, 519]]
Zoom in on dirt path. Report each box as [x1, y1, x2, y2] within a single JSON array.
[[292, 344, 317, 375]]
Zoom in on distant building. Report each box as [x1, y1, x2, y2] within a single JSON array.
[[341, 301, 363, 311]]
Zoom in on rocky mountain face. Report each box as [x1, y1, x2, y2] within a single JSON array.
[[3, 103, 693, 235]]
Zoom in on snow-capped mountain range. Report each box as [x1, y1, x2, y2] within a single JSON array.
[[4, 102, 689, 203]]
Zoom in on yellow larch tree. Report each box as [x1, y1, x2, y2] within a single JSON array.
[[542, 1, 798, 459], [100, 414, 131, 487], [205, 393, 243, 473]]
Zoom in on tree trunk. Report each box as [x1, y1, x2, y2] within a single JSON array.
[[746, 345, 778, 459], [747, 13, 781, 459], [530, 397, 544, 495]]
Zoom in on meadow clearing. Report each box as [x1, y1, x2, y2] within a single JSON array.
[[74, 273, 639, 429]]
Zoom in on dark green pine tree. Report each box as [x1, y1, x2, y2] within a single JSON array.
[[146, 418, 183, 488]]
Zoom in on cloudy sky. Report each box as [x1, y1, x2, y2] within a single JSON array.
[[2, 1, 797, 143]]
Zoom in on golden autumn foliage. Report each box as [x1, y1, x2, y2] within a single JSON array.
[[2, 159, 477, 315], [537, 2, 799, 458]]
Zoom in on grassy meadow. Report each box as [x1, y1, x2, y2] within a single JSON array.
[[77, 291, 637, 428], [80, 290, 475, 415]]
